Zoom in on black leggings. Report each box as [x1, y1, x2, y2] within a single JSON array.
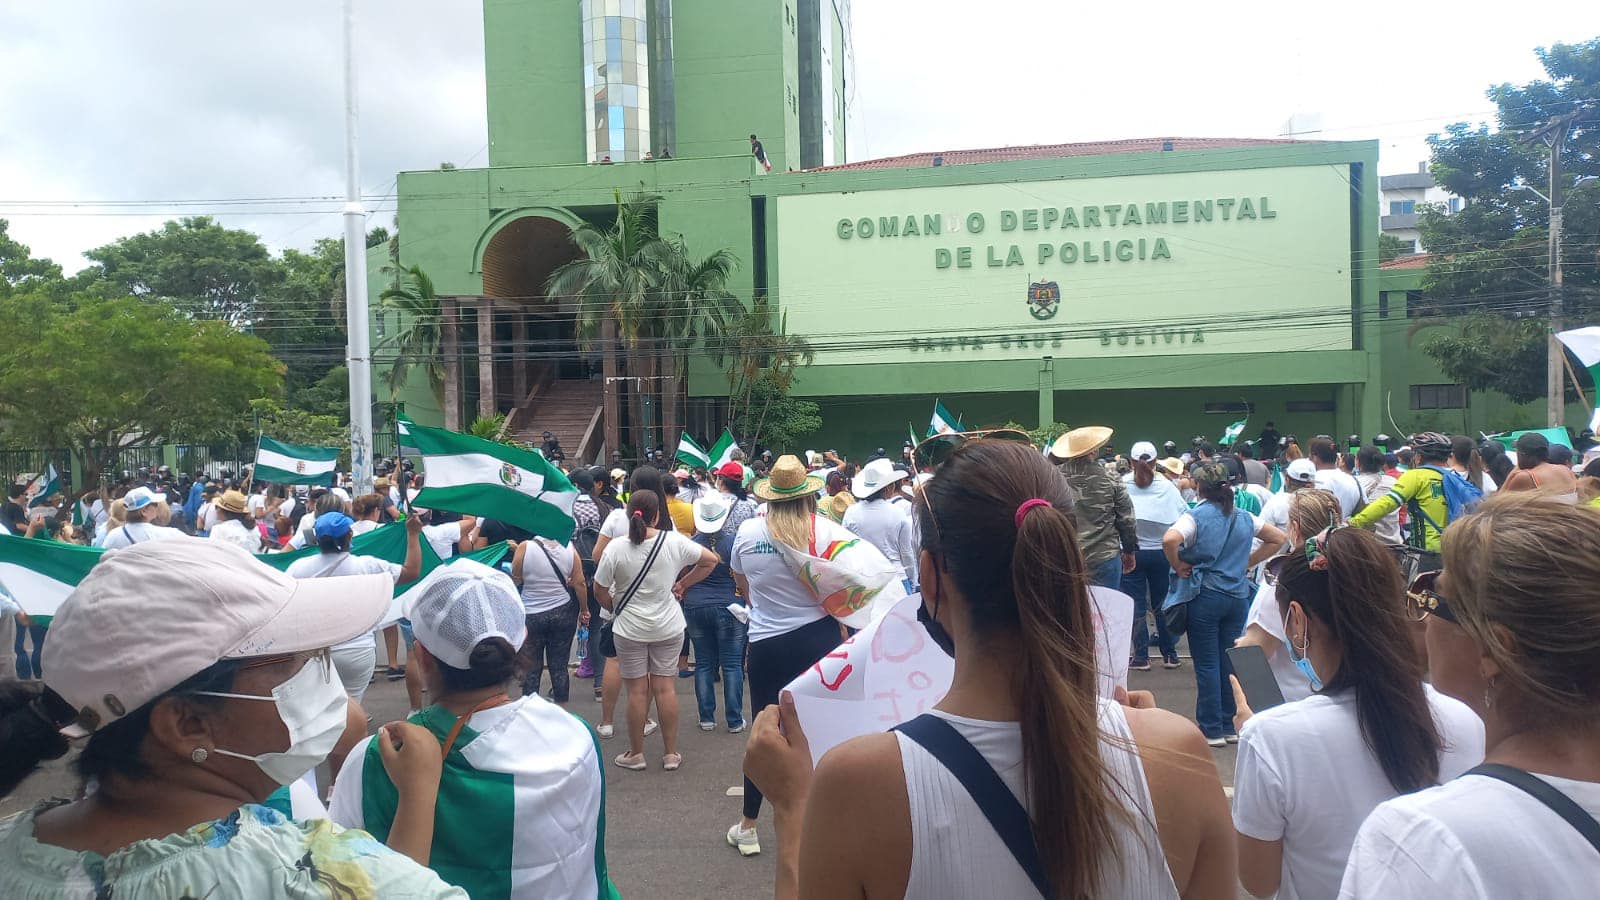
[[520, 600, 579, 702], [743, 615, 848, 821]]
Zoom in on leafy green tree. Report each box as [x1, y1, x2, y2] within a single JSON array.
[[650, 235, 740, 449], [710, 294, 815, 448], [1378, 233, 1415, 263], [0, 219, 62, 294], [84, 216, 282, 325], [249, 398, 348, 448], [0, 289, 283, 487], [733, 378, 821, 452], [1418, 37, 1600, 403], [378, 263, 445, 403], [266, 238, 348, 400]]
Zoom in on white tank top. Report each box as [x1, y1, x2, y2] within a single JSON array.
[[896, 698, 1179, 900]]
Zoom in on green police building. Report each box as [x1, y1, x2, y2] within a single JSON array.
[[377, 0, 1575, 461]]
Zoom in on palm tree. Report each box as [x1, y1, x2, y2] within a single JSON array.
[[711, 294, 814, 446], [545, 193, 664, 456], [650, 236, 740, 453], [377, 263, 445, 404]]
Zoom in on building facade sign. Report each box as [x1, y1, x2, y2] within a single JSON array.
[[775, 164, 1354, 363]]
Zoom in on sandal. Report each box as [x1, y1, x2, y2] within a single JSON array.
[[662, 753, 682, 771], [613, 752, 646, 770]]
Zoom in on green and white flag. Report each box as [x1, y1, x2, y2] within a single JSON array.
[[334, 692, 617, 899], [1220, 418, 1248, 445], [27, 464, 60, 507], [928, 399, 961, 437], [397, 413, 418, 454], [0, 533, 100, 616], [708, 428, 739, 469], [407, 423, 578, 543], [1557, 326, 1600, 433], [676, 432, 710, 468], [255, 436, 340, 486]]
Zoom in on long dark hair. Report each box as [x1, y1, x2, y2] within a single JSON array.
[[1195, 477, 1234, 515], [1276, 527, 1442, 793], [720, 474, 748, 500], [918, 440, 1123, 897], [1132, 458, 1155, 489], [626, 490, 661, 544]]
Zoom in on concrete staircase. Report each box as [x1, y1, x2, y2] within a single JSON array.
[[509, 378, 604, 465]]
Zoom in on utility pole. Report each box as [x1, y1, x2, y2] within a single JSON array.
[[1525, 108, 1588, 428], [341, 0, 375, 494]]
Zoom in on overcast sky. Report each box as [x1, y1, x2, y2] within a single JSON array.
[[3, 1, 1597, 272]]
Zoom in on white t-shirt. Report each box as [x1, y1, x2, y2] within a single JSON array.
[[284, 552, 402, 652], [1340, 771, 1600, 899], [247, 493, 267, 517], [1171, 509, 1265, 544], [422, 520, 469, 560], [97, 522, 186, 550], [730, 516, 844, 642], [1258, 490, 1295, 542], [520, 538, 578, 615], [207, 518, 262, 554], [1314, 468, 1364, 518], [840, 498, 918, 586], [599, 508, 629, 540], [1234, 686, 1485, 900], [350, 519, 379, 536], [593, 530, 702, 643]]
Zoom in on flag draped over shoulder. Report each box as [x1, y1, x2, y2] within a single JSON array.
[[407, 423, 578, 543], [256, 436, 340, 486], [676, 433, 710, 468], [928, 400, 960, 438], [708, 428, 739, 469], [1557, 326, 1600, 433], [0, 521, 519, 619]]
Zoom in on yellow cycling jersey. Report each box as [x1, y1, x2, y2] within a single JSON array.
[[1351, 466, 1447, 551]]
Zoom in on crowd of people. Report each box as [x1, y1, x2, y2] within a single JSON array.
[[0, 421, 1596, 899]]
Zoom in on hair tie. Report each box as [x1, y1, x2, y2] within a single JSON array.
[[1304, 525, 1342, 571], [631, 509, 643, 518], [1014, 498, 1052, 529]]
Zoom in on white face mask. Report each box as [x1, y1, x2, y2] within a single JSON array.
[[195, 654, 348, 786]]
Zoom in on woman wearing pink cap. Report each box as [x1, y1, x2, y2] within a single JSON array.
[[0, 538, 462, 897]]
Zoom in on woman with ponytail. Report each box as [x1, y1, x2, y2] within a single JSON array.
[[743, 439, 1236, 899], [1230, 526, 1484, 899], [593, 489, 717, 772]]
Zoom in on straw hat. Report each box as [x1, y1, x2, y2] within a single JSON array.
[[1050, 426, 1113, 460], [1157, 457, 1185, 477], [821, 491, 856, 522], [215, 490, 250, 515], [751, 454, 825, 502]]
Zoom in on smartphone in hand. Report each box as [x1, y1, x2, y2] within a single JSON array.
[[1226, 644, 1287, 712]]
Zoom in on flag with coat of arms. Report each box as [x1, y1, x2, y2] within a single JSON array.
[[255, 436, 340, 485], [406, 422, 578, 543]]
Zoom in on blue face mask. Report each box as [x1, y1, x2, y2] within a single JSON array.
[[1284, 610, 1324, 692]]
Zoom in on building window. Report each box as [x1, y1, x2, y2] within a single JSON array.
[[1410, 384, 1467, 410], [1203, 401, 1254, 415], [1389, 200, 1416, 216], [1286, 400, 1337, 413], [1448, 197, 1461, 213], [580, 0, 651, 163]]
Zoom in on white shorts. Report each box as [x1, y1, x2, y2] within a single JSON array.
[[331, 643, 377, 704]]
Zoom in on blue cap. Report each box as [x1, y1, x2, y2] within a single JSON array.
[[313, 511, 355, 540]]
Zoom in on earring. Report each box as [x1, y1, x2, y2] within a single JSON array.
[[1484, 676, 1497, 710], [190, 747, 208, 764]]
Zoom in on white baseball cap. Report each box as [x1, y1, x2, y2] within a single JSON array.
[[403, 559, 527, 670], [1130, 441, 1158, 463], [122, 486, 159, 511], [850, 458, 909, 499], [692, 494, 733, 534], [1285, 458, 1317, 483], [43, 538, 392, 733]]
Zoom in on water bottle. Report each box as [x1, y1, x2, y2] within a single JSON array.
[[575, 624, 589, 661]]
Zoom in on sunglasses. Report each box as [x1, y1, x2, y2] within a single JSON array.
[[913, 428, 1035, 469], [1406, 570, 1456, 624]]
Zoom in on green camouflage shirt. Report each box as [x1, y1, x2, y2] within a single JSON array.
[[1058, 457, 1139, 568]]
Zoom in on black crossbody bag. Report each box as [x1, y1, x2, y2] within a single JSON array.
[[598, 531, 667, 658]]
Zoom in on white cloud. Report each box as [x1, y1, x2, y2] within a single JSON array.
[[2, 0, 1596, 270]]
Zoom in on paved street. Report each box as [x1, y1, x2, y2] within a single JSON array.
[[3, 650, 1236, 899]]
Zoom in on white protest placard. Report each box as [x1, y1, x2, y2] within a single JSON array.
[[786, 586, 1136, 764]]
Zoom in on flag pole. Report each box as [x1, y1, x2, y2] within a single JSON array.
[[1561, 352, 1590, 415], [242, 432, 259, 494]]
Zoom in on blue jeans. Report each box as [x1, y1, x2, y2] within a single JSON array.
[[14, 622, 45, 680], [1088, 555, 1123, 591], [1121, 549, 1178, 663], [684, 604, 748, 727], [1187, 588, 1248, 738]]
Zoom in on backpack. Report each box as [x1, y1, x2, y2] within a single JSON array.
[[1421, 465, 1485, 524]]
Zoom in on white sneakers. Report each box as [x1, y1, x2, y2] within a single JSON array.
[[597, 719, 658, 739], [700, 721, 716, 732], [726, 823, 761, 857]]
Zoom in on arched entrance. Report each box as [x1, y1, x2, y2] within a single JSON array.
[[476, 211, 609, 460]]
